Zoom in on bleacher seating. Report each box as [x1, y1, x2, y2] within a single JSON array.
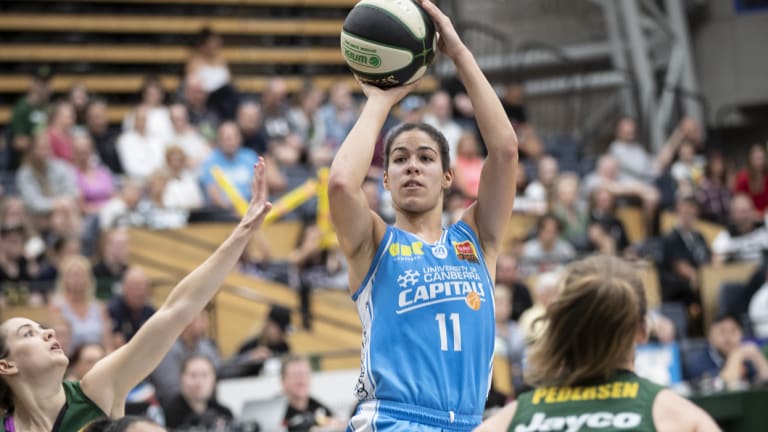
[[126, 223, 361, 365], [0, 0, 437, 126]]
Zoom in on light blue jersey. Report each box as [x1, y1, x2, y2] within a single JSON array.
[[350, 221, 495, 431]]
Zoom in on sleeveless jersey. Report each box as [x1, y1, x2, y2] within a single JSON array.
[[352, 221, 495, 417], [509, 370, 665, 432], [0, 381, 106, 432]]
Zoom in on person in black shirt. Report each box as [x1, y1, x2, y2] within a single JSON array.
[[93, 228, 130, 300], [281, 355, 343, 432], [0, 225, 40, 302], [494, 253, 533, 321], [163, 355, 233, 431], [83, 416, 166, 432], [86, 98, 123, 175], [237, 100, 269, 156], [218, 304, 291, 378], [108, 267, 156, 347], [660, 195, 711, 308], [501, 81, 527, 128], [587, 187, 630, 254]]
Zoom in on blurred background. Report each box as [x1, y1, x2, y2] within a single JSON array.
[[0, 0, 767, 431]]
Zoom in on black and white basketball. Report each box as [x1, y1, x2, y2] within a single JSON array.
[[341, 0, 437, 88]]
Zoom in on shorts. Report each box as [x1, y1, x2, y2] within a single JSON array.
[[347, 400, 482, 432]]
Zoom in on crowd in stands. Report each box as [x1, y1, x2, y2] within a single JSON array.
[[1, 26, 768, 429]]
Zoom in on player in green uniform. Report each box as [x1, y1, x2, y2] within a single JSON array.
[[0, 159, 272, 432], [475, 255, 719, 432]]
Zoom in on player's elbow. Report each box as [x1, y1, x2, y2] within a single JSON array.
[[493, 132, 518, 163], [328, 171, 359, 199]]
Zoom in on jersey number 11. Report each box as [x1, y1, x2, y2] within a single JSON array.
[[435, 313, 462, 352]]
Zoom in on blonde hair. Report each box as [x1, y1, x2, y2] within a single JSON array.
[[525, 255, 646, 387], [165, 144, 187, 164], [55, 255, 96, 300]]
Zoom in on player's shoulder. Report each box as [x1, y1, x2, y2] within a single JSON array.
[[652, 389, 720, 432]]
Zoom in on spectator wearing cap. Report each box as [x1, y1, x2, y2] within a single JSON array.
[[8, 68, 51, 171], [685, 314, 768, 388], [150, 311, 220, 406], [219, 304, 292, 378]]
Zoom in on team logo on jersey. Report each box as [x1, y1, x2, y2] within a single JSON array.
[[453, 240, 479, 263], [389, 241, 424, 261], [396, 265, 486, 314], [465, 291, 481, 310], [431, 244, 448, 259], [514, 411, 642, 432], [397, 269, 420, 288]]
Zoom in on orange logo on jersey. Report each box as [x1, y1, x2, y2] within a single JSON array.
[[453, 240, 479, 263], [465, 291, 481, 310]]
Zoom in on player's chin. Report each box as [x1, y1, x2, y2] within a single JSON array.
[[397, 197, 437, 214]]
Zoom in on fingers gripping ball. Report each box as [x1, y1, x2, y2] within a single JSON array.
[[341, 0, 437, 88]]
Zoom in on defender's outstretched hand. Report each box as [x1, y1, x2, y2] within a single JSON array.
[[419, 0, 467, 60], [241, 157, 273, 231]]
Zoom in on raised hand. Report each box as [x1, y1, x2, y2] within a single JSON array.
[[419, 0, 467, 60], [356, 76, 421, 109], [241, 157, 273, 231]]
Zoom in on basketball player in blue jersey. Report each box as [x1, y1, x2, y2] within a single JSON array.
[[328, 1, 518, 430]]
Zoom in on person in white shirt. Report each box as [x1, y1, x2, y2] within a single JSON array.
[[608, 117, 678, 185], [117, 106, 167, 181], [123, 76, 174, 144], [523, 156, 558, 215], [712, 193, 768, 263], [423, 90, 463, 160], [163, 145, 204, 211], [99, 180, 146, 231], [169, 103, 211, 169]]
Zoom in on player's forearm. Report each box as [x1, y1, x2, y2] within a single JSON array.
[[453, 48, 518, 158], [161, 224, 253, 322]]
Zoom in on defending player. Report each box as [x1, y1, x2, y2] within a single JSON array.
[[475, 255, 719, 432], [0, 159, 272, 431]]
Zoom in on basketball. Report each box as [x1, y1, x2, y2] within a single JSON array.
[[340, 0, 437, 88], [465, 291, 481, 311]]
